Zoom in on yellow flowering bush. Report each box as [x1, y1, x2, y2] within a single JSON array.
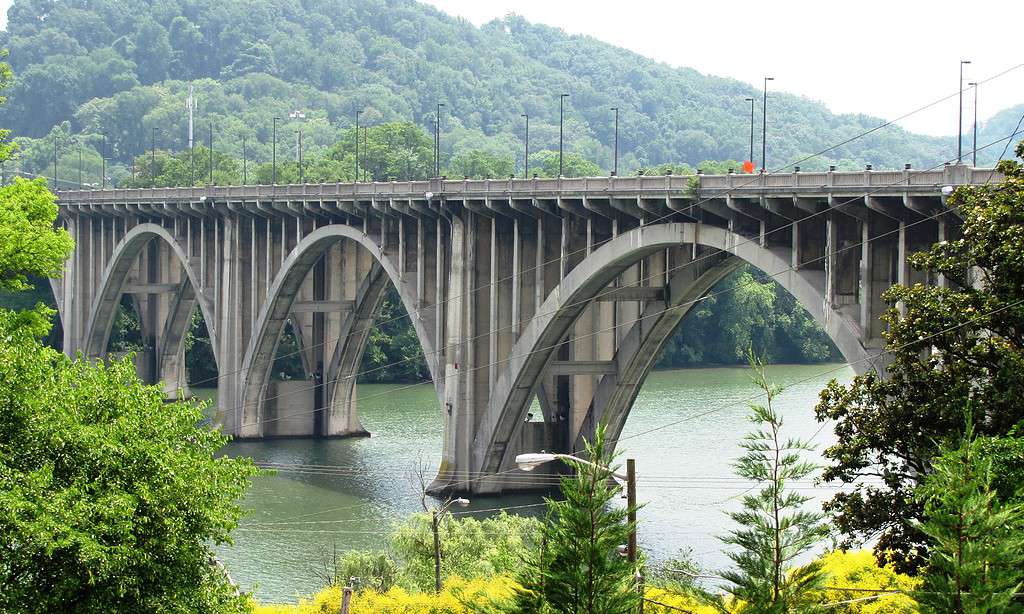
[[251, 576, 517, 614], [810, 550, 919, 613]]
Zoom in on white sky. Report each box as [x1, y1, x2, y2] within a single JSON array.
[[1, 0, 1020, 136], [422, 0, 1023, 136]]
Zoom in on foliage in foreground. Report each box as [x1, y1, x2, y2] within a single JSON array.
[[914, 421, 1024, 614], [815, 145, 1024, 571], [254, 550, 918, 613], [713, 355, 827, 613], [510, 424, 642, 614]]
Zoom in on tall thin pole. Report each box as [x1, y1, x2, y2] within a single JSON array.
[[208, 121, 213, 185], [626, 458, 637, 563], [242, 137, 247, 184], [362, 126, 368, 181], [521, 113, 529, 179], [151, 127, 157, 188], [432, 510, 442, 593], [559, 93, 569, 177], [272, 116, 279, 185], [355, 110, 361, 182], [611, 106, 619, 176], [969, 82, 978, 167], [101, 133, 107, 189], [745, 97, 755, 163], [53, 136, 57, 187], [958, 60, 971, 163], [435, 103, 445, 177], [297, 130, 303, 183], [761, 77, 774, 172], [78, 140, 82, 188]]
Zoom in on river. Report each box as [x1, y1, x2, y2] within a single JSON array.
[[214, 363, 854, 603]]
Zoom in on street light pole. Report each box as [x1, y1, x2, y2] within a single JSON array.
[[296, 130, 303, 183], [435, 103, 445, 177], [242, 136, 247, 184], [208, 121, 214, 185], [559, 93, 569, 177], [968, 81, 978, 167], [428, 497, 470, 592], [958, 59, 971, 163], [101, 133, 107, 190], [745, 97, 754, 164], [53, 135, 58, 187], [761, 77, 774, 172], [355, 110, 361, 182], [515, 452, 638, 564], [521, 113, 529, 179], [611, 106, 619, 176], [78, 140, 83, 188], [151, 127, 157, 188], [272, 116, 280, 185]]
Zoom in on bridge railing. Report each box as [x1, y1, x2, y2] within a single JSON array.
[[53, 165, 1002, 204]]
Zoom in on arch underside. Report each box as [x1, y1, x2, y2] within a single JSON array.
[[236, 224, 439, 439], [83, 223, 219, 390], [470, 222, 875, 487]]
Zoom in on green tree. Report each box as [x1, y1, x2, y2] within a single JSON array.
[[815, 145, 1024, 571], [529, 149, 603, 178], [715, 355, 827, 613], [915, 421, 1024, 614], [512, 424, 641, 614], [449, 149, 515, 179], [0, 178, 73, 292]]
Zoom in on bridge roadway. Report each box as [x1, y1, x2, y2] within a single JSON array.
[[52, 164, 993, 494]]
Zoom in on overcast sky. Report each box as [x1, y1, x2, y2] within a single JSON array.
[[1, 0, 1019, 136]]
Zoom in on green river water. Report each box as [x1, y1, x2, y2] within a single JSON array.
[[214, 363, 854, 603]]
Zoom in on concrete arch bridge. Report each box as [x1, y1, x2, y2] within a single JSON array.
[[52, 165, 993, 493]]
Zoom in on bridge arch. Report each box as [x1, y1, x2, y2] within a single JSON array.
[[473, 221, 876, 477], [235, 224, 439, 439], [83, 223, 218, 382]]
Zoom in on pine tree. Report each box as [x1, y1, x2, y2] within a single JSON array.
[[915, 420, 1024, 614], [513, 424, 641, 614], [716, 354, 828, 613]]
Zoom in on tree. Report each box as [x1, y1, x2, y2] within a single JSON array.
[[449, 149, 515, 179], [0, 86, 258, 611], [716, 355, 828, 613], [815, 145, 1024, 571], [529, 149, 603, 178], [915, 420, 1024, 614], [512, 424, 641, 614]]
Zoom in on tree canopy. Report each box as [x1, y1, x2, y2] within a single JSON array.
[[2, 0, 1012, 189]]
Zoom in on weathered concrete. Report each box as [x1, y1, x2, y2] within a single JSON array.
[[53, 164, 996, 493]]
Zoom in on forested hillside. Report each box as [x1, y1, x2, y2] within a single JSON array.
[[1, 0, 1014, 188]]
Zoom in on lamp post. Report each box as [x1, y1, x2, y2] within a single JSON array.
[[435, 103, 445, 177], [515, 452, 638, 563], [521, 113, 529, 179], [610, 106, 619, 176], [559, 93, 569, 177], [53, 135, 58, 187], [151, 127, 158, 188], [77, 139, 83, 188], [761, 77, 774, 172], [272, 116, 281, 185], [968, 81, 978, 167], [208, 121, 214, 185], [355, 110, 362, 182], [242, 136, 247, 184], [958, 59, 971, 163], [744, 97, 755, 164], [429, 497, 471, 592], [101, 133, 107, 190]]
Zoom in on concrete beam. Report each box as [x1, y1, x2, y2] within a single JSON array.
[[594, 286, 666, 302], [290, 300, 357, 313], [548, 360, 617, 375]]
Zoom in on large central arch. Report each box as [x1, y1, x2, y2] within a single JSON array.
[[235, 224, 441, 439], [83, 223, 219, 381], [472, 221, 876, 479]]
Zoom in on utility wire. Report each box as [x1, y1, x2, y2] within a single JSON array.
[[148, 63, 1024, 394], [238, 128, 1024, 430]]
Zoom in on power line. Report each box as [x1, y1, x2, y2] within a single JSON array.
[[238, 128, 1024, 430], [148, 63, 1024, 395]]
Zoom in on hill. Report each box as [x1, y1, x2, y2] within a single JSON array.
[[0, 0, 1017, 186]]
